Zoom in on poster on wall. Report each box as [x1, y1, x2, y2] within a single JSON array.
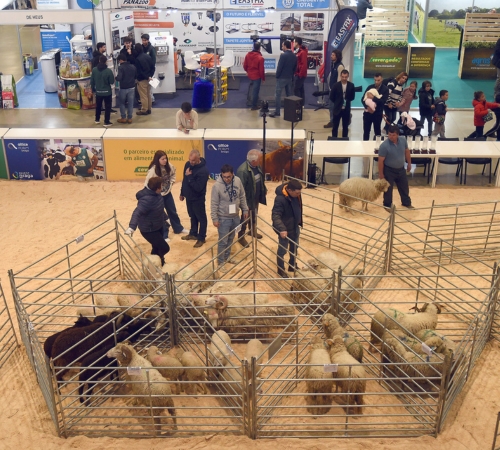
[[120, 0, 219, 8], [103, 139, 203, 181], [204, 139, 305, 181], [0, 141, 8, 179], [407, 43, 435, 78], [37, 0, 69, 9], [110, 10, 136, 58], [4, 139, 104, 181], [277, 0, 329, 9], [40, 24, 72, 52]]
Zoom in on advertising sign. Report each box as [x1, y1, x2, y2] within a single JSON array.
[[277, 0, 329, 10], [37, 0, 69, 9], [110, 10, 136, 58], [460, 47, 497, 80], [204, 138, 305, 181], [407, 44, 435, 78], [0, 141, 8, 179], [40, 24, 71, 52], [363, 46, 408, 78], [103, 139, 202, 181], [4, 138, 104, 181]]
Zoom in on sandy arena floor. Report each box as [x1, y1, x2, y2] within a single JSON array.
[[0, 179, 499, 450]]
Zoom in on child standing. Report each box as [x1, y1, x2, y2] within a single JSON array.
[[398, 81, 418, 115], [431, 90, 448, 138], [418, 81, 434, 136], [472, 91, 500, 137]]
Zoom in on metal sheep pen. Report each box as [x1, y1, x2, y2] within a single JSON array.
[[0, 281, 19, 370]]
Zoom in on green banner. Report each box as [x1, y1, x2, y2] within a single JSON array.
[[363, 46, 408, 78], [0, 141, 7, 179]]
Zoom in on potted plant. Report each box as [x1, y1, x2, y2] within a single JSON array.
[[459, 41, 496, 79], [363, 40, 409, 78]]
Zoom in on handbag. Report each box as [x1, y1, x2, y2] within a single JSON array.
[[433, 113, 445, 125], [484, 111, 494, 122]]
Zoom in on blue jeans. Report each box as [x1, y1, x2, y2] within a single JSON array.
[[217, 216, 240, 264], [163, 192, 184, 233], [277, 228, 300, 272], [119, 87, 135, 119], [249, 78, 262, 108], [274, 78, 293, 115]]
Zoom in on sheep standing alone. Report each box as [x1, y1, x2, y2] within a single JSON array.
[[107, 343, 177, 434], [325, 336, 366, 415], [209, 330, 232, 367], [370, 303, 441, 345], [322, 314, 363, 363], [176, 350, 208, 395], [245, 339, 264, 361], [338, 178, 390, 213], [305, 336, 334, 416], [146, 346, 185, 395]]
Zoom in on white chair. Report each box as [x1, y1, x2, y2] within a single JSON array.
[[184, 50, 201, 84], [354, 32, 362, 59], [220, 50, 235, 80]]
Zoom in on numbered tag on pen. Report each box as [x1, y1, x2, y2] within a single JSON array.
[[127, 366, 142, 376], [324, 364, 338, 373]]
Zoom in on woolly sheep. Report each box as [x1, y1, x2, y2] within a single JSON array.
[[176, 350, 208, 396], [370, 303, 442, 345], [415, 329, 457, 355], [209, 330, 232, 368], [146, 346, 185, 395], [381, 329, 444, 356], [305, 336, 334, 415], [338, 178, 390, 213], [245, 339, 264, 362], [43, 315, 92, 358], [94, 293, 122, 314], [321, 314, 363, 363], [107, 343, 177, 434], [325, 336, 366, 415]]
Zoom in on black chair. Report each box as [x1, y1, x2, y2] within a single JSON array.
[[321, 137, 350, 184], [437, 137, 463, 184], [463, 136, 491, 185]]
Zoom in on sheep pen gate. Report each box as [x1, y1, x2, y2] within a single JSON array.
[[0, 281, 19, 370]]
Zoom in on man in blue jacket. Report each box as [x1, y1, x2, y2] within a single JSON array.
[[269, 40, 297, 118], [180, 150, 210, 248], [125, 177, 170, 266], [271, 179, 303, 277]]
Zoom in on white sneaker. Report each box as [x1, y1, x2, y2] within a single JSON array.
[[77, 175, 85, 182], [165, 238, 171, 243], [180, 228, 189, 234]]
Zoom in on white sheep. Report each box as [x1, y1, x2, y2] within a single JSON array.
[[106, 343, 177, 434], [176, 350, 208, 395], [245, 339, 264, 362], [338, 178, 390, 213], [415, 329, 457, 355], [209, 330, 232, 367], [381, 329, 444, 356], [370, 303, 442, 345], [321, 314, 363, 363], [305, 336, 334, 416], [146, 346, 185, 395], [325, 336, 366, 415], [94, 293, 121, 314]]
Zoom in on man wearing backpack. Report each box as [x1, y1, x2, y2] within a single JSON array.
[[361, 73, 389, 140]]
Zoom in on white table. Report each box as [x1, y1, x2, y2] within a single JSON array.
[[103, 129, 205, 139], [204, 129, 306, 141]]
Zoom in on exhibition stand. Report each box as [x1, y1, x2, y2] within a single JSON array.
[[0, 129, 9, 179]]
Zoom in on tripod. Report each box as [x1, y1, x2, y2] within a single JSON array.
[[260, 102, 269, 176]]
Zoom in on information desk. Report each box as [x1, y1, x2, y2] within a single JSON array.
[[203, 129, 307, 180], [0, 128, 9, 179], [102, 129, 205, 181], [2, 128, 105, 181]]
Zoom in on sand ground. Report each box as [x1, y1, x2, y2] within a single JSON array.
[[0, 179, 499, 450]]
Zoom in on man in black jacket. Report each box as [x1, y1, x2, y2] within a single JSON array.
[[269, 40, 297, 118], [92, 42, 106, 69], [180, 150, 210, 248], [141, 34, 156, 103], [119, 37, 137, 64], [134, 43, 154, 116], [361, 72, 389, 140], [330, 69, 355, 138], [116, 53, 137, 124], [271, 179, 303, 278], [125, 177, 170, 266]]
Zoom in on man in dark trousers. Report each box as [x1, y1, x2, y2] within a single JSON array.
[[269, 40, 297, 118], [329, 69, 355, 138], [361, 72, 389, 140], [141, 34, 156, 103], [243, 42, 265, 110], [378, 125, 414, 210], [293, 37, 308, 106], [236, 149, 267, 247], [272, 179, 303, 278], [180, 150, 210, 248], [125, 176, 170, 266], [116, 53, 137, 124], [134, 43, 154, 116], [90, 55, 115, 127]]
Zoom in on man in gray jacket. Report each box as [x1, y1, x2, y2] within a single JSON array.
[[269, 40, 297, 118], [211, 164, 248, 270]]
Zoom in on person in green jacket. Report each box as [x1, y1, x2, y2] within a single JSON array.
[[90, 55, 115, 127], [236, 149, 267, 247], [64, 145, 98, 180]]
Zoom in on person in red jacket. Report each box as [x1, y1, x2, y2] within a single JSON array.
[[473, 91, 500, 137], [293, 37, 308, 106], [243, 42, 265, 111]]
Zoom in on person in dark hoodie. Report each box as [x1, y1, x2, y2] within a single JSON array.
[[116, 53, 137, 124], [243, 42, 265, 110], [269, 40, 297, 118], [141, 34, 156, 103], [90, 55, 115, 127], [92, 42, 106, 69], [418, 80, 435, 136], [119, 37, 137, 65], [293, 37, 308, 106], [272, 179, 303, 278], [135, 43, 154, 116], [125, 176, 170, 266], [180, 150, 210, 248]]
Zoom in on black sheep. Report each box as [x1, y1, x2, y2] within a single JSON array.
[[43, 315, 92, 358]]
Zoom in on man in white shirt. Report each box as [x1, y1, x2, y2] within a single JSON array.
[[176, 102, 199, 133]]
